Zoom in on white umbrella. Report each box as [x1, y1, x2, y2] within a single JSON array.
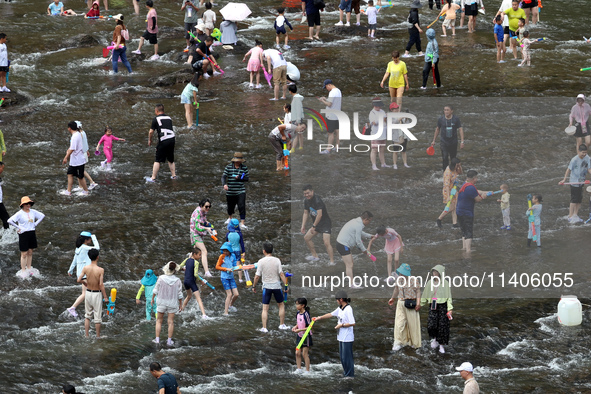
[[219, 2, 251, 22]]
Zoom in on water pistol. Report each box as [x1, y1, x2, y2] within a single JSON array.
[[106, 288, 117, 315]]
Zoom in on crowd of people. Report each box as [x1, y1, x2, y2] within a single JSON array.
[[0, 0, 581, 392]]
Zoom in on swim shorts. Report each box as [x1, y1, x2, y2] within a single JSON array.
[[570, 185, 583, 204], [336, 242, 351, 256], [221, 277, 237, 290], [262, 288, 284, 304]]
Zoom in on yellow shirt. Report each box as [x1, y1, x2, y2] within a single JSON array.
[[387, 60, 407, 89], [500, 192, 510, 210], [504, 7, 526, 31]]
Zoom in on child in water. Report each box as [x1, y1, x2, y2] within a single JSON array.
[[367, 225, 404, 278], [136, 269, 158, 320], [225, 219, 247, 284], [291, 297, 312, 374], [181, 72, 201, 127], [180, 248, 210, 318], [274, 8, 293, 50], [96, 126, 125, 171], [498, 184, 511, 230], [215, 242, 239, 315], [242, 40, 264, 88], [526, 194, 542, 247]]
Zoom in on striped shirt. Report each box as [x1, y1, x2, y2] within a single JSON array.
[[222, 163, 249, 196]]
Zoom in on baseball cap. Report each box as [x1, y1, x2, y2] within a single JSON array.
[[577, 94, 585, 101], [75, 121, 82, 129], [334, 290, 348, 299], [389, 102, 400, 110], [323, 79, 333, 89], [455, 362, 474, 372]]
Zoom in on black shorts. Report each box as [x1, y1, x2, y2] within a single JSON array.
[[185, 23, 196, 40], [396, 139, 408, 152], [336, 242, 351, 256], [307, 12, 321, 27], [521, 0, 537, 9], [0, 202, 10, 229], [142, 30, 158, 45], [509, 29, 518, 39], [352, 0, 361, 14], [465, 3, 477, 16], [458, 215, 474, 239], [503, 26, 510, 35], [570, 185, 583, 204], [314, 220, 332, 234], [155, 139, 175, 163], [262, 288, 284, 304], [326, 119, 339, 134], [276, 26, 287, 35], [184, 280, 199, 292], [574, 123, 590, 137], [19, 230, 38, 252], [67, 164, 85, 179], [0, 66, 8, 73], [296, 333, 313, 348]]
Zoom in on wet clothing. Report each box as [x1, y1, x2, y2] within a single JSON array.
[[68, 234, 100, 278], [255, 255, 283, 290], [274, 15, 293, 35], [85, 291, 103, 324], [216, 253, 237, 280], [222, 163, 249, 220], [304, 194, 332, 233], [568, 154, 591, 185], [332, 303, 355, 377], [421, 265, 453, 345], [220, 20, 237, 45], [296, 310, 313, 346], [569, 103, 591, 136], [406, 9, 422, 52], [157, 373, 179, 394], [527, 204, 542, 246], [153, 275, 182, 313], [8, 209, 45, 234], [394, 276, 421, 348], [136, 283, 157, 320], [226, 230, 244, 255], [182, 257, 200, 291], [190, 207, 209, 244], [336, 217, 372, 252]]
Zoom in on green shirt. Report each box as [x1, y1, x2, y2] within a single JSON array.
[[504, 7, 526, 32]]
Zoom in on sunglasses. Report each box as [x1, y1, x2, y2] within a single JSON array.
[[204, 205, 211, 208]]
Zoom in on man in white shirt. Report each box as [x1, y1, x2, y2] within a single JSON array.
[[252, 242, 288, 333], [62, 121, 88, 196], [318, 79, 342, 154], [264, 49, 288, 101]]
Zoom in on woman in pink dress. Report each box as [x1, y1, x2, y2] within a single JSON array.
[[242, 40, 264, 88], [96, 126, 125, 171], [367, 225, 404, 279]]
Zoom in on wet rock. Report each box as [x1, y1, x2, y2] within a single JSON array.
[[60, 34, 99, 49], [0, 90, 30, 107], [149, 68, 194, 87], [322, 25, 368, 36]]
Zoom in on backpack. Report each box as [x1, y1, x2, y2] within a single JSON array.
[[313, 0, 325, 9], [121, 28, 130, 41]]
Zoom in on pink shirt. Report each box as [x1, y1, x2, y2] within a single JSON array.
[[570, 103, 591, 132], [147, 8, 158, 34], [296, 311, 311, 337], [98, 134, 121, 150]]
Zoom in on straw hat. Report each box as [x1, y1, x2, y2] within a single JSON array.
[[162, 261, 180, 275], [231, 152, 246, 162], [19, 196, 34, 207]]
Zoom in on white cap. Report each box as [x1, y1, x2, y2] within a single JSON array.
[[455, 362, 474, 372], [577, 94, 585, 101]]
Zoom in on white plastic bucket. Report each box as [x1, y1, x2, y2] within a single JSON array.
[[557, 295, 582, 326]]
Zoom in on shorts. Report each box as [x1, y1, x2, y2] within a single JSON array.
[[307, 12, 321, 27], [574, 123, 590, 137], [296, 333, 313, 348], [0, 66, 8, 73], [185, 22, 196, 40], [84, 291, 103, 324], [272, 65, 287, 85], [262, 288, 284, 304], [336, 241, 351, 256], [157, 304, 179, 314], [326, 119, 339, 134], [443, 18, 455, 28], [371, 139, 386, 148], [503, 26, 510, 35], [190, 232, 204, 245], [180, 94, 194, 105], [67, 164, 85, 179], [368, 23, 377, 30], [464, 3, 477, 16], [395, 139, 408, 152], [457, 215, 474, 239], [571, 185, 583, 204], [276, 26, 287, 35], [339, 0, 352, 12], [509, 29, 518, 39], [155, 138, 175, 163], [221, 277, 237, 291], [192, 59, 204, 72], [18, 230, 37, 252], [352, 0, 361, 14], [142, 30, 158, 45], [314, 219, 332, 234], [184, 280, 199, 292], [521, 0, 537, 8]]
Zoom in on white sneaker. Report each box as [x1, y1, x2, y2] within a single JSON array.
[[153, 337, 160, 344], [72, 187, 82, 192], [229, 306, 237, 312], [278, 324, 290, 330], [345, 22, 350, 27], [144, 176, 155, 183], [335, 21, 344, 26], [381, 164, 391, 168], [294, 368, 303, 375], [239, 223, 248, 230], [167, 338, 174, 346], [225, 218, 231, 224], [2, 86, 10, 92], [372, 165, 379, 171], [283, 45, 291, 49], [431, 339, 439, 349], [393, 164, 398, 169], [150, 54, 160, 60], [239, 279, 244, 283], [392, 344, 402, 351], [303, 370, 310, 375], [275, 44, 281, 49], [204, 271, 213, 278], [255, 84, 262, 89], [404, 164, 411, 168], [249, 83, 254, 88], [258, 327, 269, 333], [60, 190, 72, 196], [305, 255, 320, 261], [213, 71, 222, 76], [439, 345, 445, 354], [202, 315, 211, 320], [101, 160, 106, 168], [203, 73, 211, 79], [320, 149, 331, 155], [355, 22, 360, 26], [88, 182, 98, 190], [79, 190, 89, 196], [132, 50, 141, 55]]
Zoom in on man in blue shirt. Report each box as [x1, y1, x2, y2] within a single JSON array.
[[456, 170, 490, 253], [150, 362, 181, 394]]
